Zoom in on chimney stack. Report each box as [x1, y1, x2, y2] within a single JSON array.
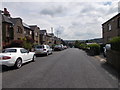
[[3, 8, 10, 17]]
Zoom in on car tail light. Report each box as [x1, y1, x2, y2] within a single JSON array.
[[2, 56, 11, 60], [43, 49, 46, 51]]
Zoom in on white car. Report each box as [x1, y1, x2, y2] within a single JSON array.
[[0, 48, 36, 69], [35, 45, 52, 56]]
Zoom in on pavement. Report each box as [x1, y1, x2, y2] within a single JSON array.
[[94, 54, 106, 62], [94, 53, 120, 90], [2, 48, 119, 88]]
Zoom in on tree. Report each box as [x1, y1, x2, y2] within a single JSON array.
[[74, 40, 80, 48]]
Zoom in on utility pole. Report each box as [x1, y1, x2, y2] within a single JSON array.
[[57, 30, 59, 38]]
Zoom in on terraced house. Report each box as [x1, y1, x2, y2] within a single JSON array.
[[10, 18, 25, 40], [30, 25, 40, 44], [1, 8, 63, 49], [1, 8, 14, 47], [40, 30, 47, 45], [23, 22, 34, 43], [46, 33, 55, 47], [102, 13, 120, 44], [1, 8, 40, 48]]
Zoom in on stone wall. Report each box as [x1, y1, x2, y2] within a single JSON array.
[[107, 50, 120, 71]]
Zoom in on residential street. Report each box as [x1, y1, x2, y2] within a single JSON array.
[[2, 48, 119, 88]]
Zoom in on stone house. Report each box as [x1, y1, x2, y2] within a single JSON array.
[[1, 9, 14, 46], [102, 13, 120, 44], [40, 30, 47, 45], [30, 25, 40, 44], [23, 22, 34, 42], [10, 18, 25, 40], [46, 33, 55, 47], [54, 36, 62, 45]]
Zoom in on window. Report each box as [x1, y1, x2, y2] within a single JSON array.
[[18, 38, 20, 40], [35, 32, 38, 36], [20, 49, 28, 53], [108, 24, 111, 31], [30, 31, 32, 35], [35, 45, 44, 49], [3, 49, 17, 53], [24, 31, 26, 34], [17, 26, 22, 33]]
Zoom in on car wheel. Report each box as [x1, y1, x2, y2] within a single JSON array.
[[51, 51, 52, 54], [32, 55, 36, 62], [14, 58, 22, 69], [46, 52, 49, 56]]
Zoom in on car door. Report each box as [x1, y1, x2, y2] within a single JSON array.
[[49, 46, 52, 54], [47, 45, 52, 54], [20, 49, 30, 63]]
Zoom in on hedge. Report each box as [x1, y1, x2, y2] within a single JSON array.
[[109, 36, 120, 52], [87, 43, 100, 55]]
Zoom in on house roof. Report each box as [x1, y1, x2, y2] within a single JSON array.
[[29, 25, 38, 30], [23, 22, 31, 29], [40, 30, 47, 34], [10, 18, 22, 25], [2, 14, 13, 24], [47, 33, 54, 37], [102, 13, 120, 25]]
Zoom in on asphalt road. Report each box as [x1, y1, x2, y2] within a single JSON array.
[[2, 48, 119, 88]]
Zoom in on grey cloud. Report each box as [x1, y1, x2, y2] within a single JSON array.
[[55, 26, 65, 36], [74, 31, 99, 40], [40, 6, 66, 17]]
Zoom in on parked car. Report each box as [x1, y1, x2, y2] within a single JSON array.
[[54, 45, 63, 51], [103, 44, 111, 57], [35, 45, 52, 56], [0, 48, 36, 69], [63, 45, 67, 49], [103, 47, 106, 57]]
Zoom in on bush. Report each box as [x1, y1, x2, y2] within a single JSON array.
[[23, 42, 33, 51], [74, 40, 81, 48], [79, 44, 87, 49], [109, 36, 120, 52], [10, 40, 24, 47], [87, 43, 100, 55]]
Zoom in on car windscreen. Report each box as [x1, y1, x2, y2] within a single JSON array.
[[3, 49, 17, 53], [35, 45, 44, 49]]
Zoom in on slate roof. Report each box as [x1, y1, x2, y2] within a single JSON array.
[[2, 14, 12, 24], [40, 30, 47, 34], [9, 18, 22, 25], [102, 13, 120, 25], [29, 25, 38, 30], [23, 22, 31, 29]]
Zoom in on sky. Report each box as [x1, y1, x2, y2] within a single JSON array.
[[1, 0, 119, 40]]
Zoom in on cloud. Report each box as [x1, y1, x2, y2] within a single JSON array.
[[40, 5, 66, 17]]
